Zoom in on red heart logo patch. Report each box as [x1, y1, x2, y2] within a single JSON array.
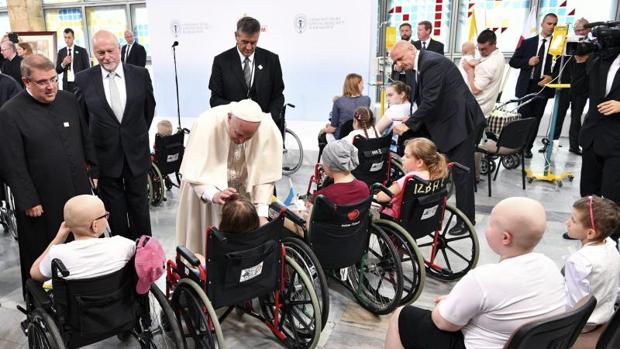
[[347, 209, 360, 221]]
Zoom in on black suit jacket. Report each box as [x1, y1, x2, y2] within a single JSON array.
[[121, 43, 147, 67], [509, 36, 555, 98], [404, 50, 485, 152], [56, 45, 90, 86], [209, 47, 285, 123], [413, 38, 444, 55], [74, 64, 156, 178], [0, 57, 23, 88], [578, 52, 620, 155]]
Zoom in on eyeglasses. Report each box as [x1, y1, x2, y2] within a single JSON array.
[[28, 76, 58, 88], [93, 211, 110, 222], [588, 196, 597, 232]]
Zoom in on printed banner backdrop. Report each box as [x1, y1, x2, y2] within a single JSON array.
[[147, 0, 375, 121]]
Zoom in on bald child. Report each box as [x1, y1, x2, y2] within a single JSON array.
[[385, 197, 566, 349], [30, 195, 135, 281]]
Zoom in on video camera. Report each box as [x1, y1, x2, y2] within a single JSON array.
[[565, 20, 620, 56]]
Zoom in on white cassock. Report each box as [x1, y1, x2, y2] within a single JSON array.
[[176, 102, 283, 254]]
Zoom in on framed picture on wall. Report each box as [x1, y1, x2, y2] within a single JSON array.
[[14, 31, 57, 63]]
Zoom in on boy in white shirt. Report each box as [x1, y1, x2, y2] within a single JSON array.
[[565, 195, 620, 330], [30, 195, 135, 281], [385, 197, 566, 349]]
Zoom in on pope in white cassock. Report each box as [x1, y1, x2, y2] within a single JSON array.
[[176, 99, 283, 254]]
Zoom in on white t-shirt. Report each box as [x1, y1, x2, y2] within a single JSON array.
[[40, 235, 136, 280], [438, 252, 566, 349], [565, 238, 620, 325], [384, 102, 413, 123], [472, 49, 506, 116], [343, 128, 380, 144]]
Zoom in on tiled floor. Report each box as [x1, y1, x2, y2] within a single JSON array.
[[0, 138, 584, 349]]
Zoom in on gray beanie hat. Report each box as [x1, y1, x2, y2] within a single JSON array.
[[322, 140, 359, 172]]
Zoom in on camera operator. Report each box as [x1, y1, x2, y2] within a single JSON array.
[[575, 23, 620, 239]]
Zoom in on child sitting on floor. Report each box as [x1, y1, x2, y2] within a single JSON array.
[[376, 137, 448, 219], [565, 195, 620, 331], [30, 195, 136, 281]]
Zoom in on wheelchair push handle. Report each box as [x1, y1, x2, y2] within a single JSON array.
[[286, 103, 295, 109], [51, 258, 70, 278], [448, 162, 470, 173], [371, 182, 394, 199], [176, 245, 201, 267], [269, 201, 307, 226]]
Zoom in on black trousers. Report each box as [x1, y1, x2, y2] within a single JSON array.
[[552, 90, 587, 150], [518, 81, 550, 152], [447, 133, 476, 223], [580, 148, 620, 237], [98, 163, 151, 241]]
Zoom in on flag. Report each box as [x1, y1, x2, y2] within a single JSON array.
[[468, 9, 478, 42], [516, 5, 538, 49], [283, 178, 297, 206]]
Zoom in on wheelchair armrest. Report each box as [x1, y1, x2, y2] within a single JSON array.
[[448, 162, 470, 173], [371, 183, 393, 198], [25, 279, 53, 311], [176, 245, 201, 267], [270, 201, 306, 226], [485, 131, 499, 142], [51, 258, 69, 278]]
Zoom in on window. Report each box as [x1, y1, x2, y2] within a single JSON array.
[[44, 8, 87, 48], [538, 0, 618, 27], [131, 3, 149, 55], [455, 0, 532, 53], [387, 0, 453, 52], [85, 6, 128, 46]]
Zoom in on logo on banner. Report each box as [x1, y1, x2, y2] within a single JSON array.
[[294, 14, 307, 34]]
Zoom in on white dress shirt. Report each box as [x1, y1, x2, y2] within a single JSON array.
[[101, 64, 127, 118], [536, 34, 552, 79], [605, 53, 620, 96], [124, 44, 132, 62], [420, 38, 431, 50], [237, 48, 256, 87]]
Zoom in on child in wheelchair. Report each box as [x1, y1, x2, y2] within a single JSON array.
[[283, 140, 369, 236], [342, 106, 380, 143], [156, 119, 173, 137], [29, 195, 136, 282], [376, 81, 414, 153], [375, 137, 448, 218], [564, 195, 620, 331]]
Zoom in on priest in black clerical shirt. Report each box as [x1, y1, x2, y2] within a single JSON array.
[[1, 41, 23, 88], [0, 54, 97, 292]]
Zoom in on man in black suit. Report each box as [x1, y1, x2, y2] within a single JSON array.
[[121, 30, 147, 67], [391, 40, 485, 232], [413, 21, 444, 55], [209, 16, 285, 130], [75, 30, 156, 241], [576, 48, 620, 239], [1, 41, 23, 88], [509, 13, 558, 158], [56, 28, 90, 94]]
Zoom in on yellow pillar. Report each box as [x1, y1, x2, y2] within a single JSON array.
[[7, 0, 45, 32]]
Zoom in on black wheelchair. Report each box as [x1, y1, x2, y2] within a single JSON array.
[[19, 259, 184, 348], [148, 128, 189, 206], [165, 212, 323, 349], [0, 181, 17, 240], [372, 163, 480, 289], [275, 184, 405, 316]]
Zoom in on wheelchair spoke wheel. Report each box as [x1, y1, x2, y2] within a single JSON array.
[[282, 236, 330, 329], [282, 128, 304, 176], [348, 225, 403, 315], [372, 220, 425, 306], [259, 257, 321, 349], [388, 157, 405, 185], [148, 163, 165, 206], [27, 308, 65, 349], [170, 280, 222, 349], [2, 185, 18, 240], [138, 285, 185, 348], [415, 204, 479, 281]]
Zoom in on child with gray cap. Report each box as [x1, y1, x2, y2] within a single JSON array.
[[284, 140, 370, 236]]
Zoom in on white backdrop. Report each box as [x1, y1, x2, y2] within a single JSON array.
[[147, 0, 376, 121]]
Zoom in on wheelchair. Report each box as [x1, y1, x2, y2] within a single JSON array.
[[19, 258, 185, 348], [0, 181, 17, 240], [372, 162, 480, 289], [275, 183, 406, 316], [148, 128, 189, 206], [165, 212, 323, 349]]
